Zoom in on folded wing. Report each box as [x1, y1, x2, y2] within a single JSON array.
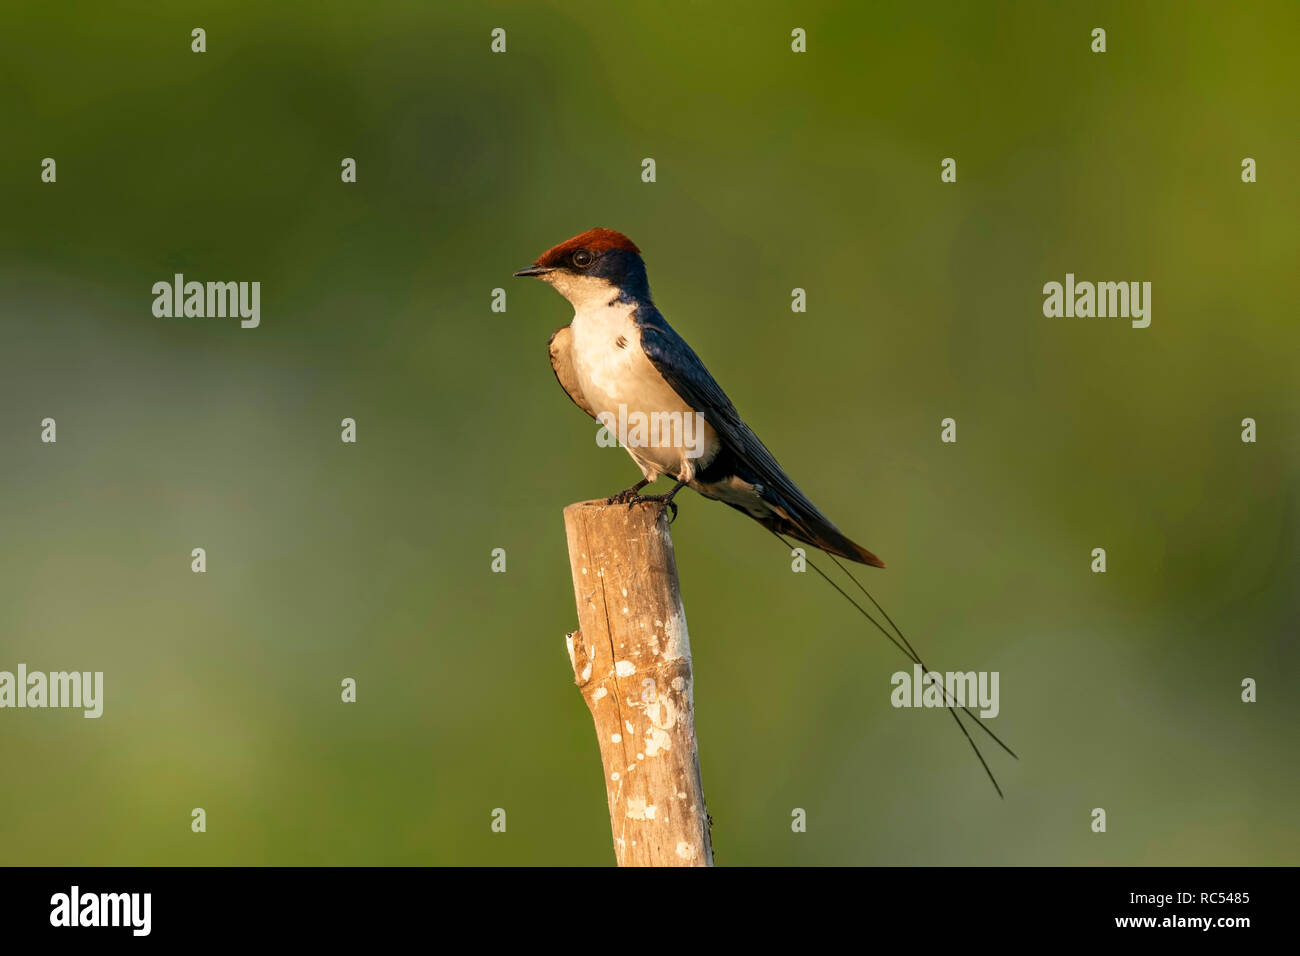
[[636, 308, 884, 567]]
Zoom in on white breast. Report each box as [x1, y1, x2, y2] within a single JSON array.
[[567, 298, 718, 482]]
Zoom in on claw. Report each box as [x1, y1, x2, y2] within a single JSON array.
[[625, 493, 680, 523], [604, 480, 651, 505]]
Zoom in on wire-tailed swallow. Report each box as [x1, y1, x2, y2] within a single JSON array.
[[517, 227, 1019, 795], [515, 227, 884, 567]]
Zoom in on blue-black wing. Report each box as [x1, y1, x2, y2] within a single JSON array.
[[635, 306, 884, 566]]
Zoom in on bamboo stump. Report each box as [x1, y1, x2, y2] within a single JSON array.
[[563, 499, 713, 867]]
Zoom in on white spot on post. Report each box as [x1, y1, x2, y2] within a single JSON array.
[[659, 603, 690, 662], [645, 726, 672, 756]]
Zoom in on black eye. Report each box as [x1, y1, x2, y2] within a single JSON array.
[[572, 249, 594, 269]]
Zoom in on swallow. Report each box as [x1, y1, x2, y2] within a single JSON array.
[[515, 227, 1018, 796], [514, 227, 884, 567]]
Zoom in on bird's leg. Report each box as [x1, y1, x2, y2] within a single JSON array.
[[627, 479, 688, 523], [605, 477, 651, 505]]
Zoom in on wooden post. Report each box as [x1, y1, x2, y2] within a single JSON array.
[[562, 499, 713, 867]]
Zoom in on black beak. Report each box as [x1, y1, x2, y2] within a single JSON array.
[[513, 265, 552, 278]]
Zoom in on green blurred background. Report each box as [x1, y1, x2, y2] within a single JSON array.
[[1, 1, 1296, 865]]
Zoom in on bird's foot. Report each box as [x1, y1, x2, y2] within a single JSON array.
[[626, 494, 681, 522], [625, 493, 679, 523], [604, 481, 650, 506]]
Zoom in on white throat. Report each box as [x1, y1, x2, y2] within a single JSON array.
[[544, 272, 621, 313]]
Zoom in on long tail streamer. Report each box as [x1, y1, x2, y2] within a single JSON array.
[[768, 528, 1018, 797]]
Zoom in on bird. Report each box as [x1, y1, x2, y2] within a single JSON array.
[[515, 227, 1018, 796], [514, 227, 885, 567]]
